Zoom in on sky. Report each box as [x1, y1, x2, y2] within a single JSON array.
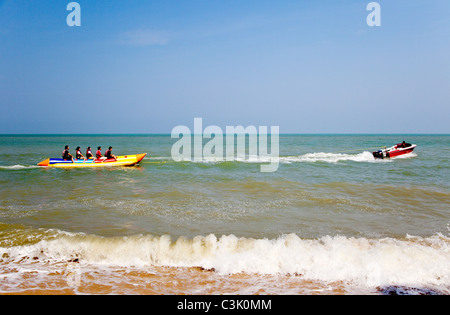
[[0, 0, 449, 134]]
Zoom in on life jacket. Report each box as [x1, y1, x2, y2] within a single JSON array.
[[105, 149, 111, 158], [86, 149, 93, 158], [96, 150, 102, 158], [62, 149, 70, 159], [76, 150, 82, 159]]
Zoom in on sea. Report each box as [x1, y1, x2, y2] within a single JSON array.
[[0, 134, 449, 295]]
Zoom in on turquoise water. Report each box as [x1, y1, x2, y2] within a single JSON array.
[[0, 134, 449, 294]]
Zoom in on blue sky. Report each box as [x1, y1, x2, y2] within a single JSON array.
[[0, 0, 449, 133]]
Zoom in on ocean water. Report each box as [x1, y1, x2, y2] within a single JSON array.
[[0, 134, 449, 295]]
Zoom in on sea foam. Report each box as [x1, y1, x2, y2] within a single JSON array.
[[1, 232, 448, 292], [164, 151, 418, 164]]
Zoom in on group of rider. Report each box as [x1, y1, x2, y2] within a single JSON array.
[[62, 145, 116, 162]]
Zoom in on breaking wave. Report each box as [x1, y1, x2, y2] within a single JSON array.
[[1, 230, 448, 293]]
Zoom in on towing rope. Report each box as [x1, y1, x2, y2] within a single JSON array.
[[332, 146, 386, 154]]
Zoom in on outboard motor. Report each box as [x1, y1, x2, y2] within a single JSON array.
[[373, 150, 384, 159]]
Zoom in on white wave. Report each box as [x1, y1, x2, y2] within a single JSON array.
[[2, 232, 449, 291], [0, 165, 40, 170], [280, 151, 379, 163], [149, 151, 417, 164], [165, 152, 378, 164]]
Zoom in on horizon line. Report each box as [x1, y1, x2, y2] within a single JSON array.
[[1, 133, 449, 136]]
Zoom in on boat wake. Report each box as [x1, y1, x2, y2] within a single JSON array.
[[175, 151, 392, 164], [280, 151, 377, 163], [0, 165, 40, 170], [149, 151, 417, 165], [281, 151, 417, 163]]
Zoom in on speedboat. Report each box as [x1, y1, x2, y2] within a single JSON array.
[[38, 153, 147, 168], [372, 143, 416, 159]]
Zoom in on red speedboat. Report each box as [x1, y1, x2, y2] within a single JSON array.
[[372, 142, 417, 159]]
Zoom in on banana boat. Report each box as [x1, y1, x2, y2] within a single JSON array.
[[38, 153, 147, 168]]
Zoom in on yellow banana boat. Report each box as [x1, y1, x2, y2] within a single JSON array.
[[38, 153, 147, 168]]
